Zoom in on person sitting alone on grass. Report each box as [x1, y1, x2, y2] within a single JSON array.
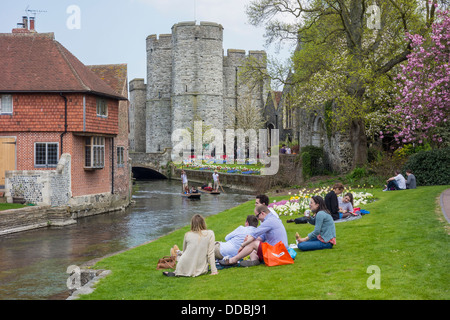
[[219, 204, 289, 267], [338, 192, 354, 219], [296, 195, 336, 252], [214, 215, 258, 260], [163, 214, 218, 277]]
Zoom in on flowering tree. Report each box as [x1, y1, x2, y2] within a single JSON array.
[[386, 9, 450, 146]]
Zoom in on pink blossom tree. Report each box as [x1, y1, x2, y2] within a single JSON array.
[[386, 9, 450, 147]]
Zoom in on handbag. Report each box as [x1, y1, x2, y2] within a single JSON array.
[[260, 241, 294, 267], [156, 255, 177, 270]]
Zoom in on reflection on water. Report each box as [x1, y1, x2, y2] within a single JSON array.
[[0, 180, 252, 300]]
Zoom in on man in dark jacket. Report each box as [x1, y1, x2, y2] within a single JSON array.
[[325, 183, 345, 220]]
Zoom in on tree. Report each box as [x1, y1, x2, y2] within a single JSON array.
[[385, 9, 450, 147], [246, 0, 441, 168]]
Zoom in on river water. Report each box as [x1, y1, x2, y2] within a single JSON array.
[[0, 179, 252, 300]]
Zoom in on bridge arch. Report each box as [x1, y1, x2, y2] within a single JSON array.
[[132, 166, 168, 180]]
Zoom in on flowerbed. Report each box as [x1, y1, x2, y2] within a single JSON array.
[[269, 187, 376, 216], [177, 161, 262, 175]]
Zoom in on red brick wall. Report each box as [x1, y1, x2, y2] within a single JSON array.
[[0, 93, 119, 135], [0, 92, 122, 198], [0, 132, 113, 196], [71, 135, 112, 197]]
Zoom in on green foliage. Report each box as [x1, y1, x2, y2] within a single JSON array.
[[346, 167, 368, 181], [367, 146, 383, 163], [301, 151, 311, 178], [403, 147, 450, 186], [393, 143, 432, 160], [300, 145, 325, 178]]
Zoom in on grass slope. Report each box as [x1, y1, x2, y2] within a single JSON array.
[[79, 186, 449, 300]]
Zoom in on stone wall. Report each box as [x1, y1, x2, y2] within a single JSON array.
[[129, 79, 146, 152], [5, 153, 72, 206], [0, 205, 76, 236], [172, 155, 303, 193]]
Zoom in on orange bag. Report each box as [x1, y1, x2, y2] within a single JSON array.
[[260, 241, 294, 267]]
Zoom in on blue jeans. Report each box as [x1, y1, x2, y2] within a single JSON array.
[[297, 238, 333, 251], [387, 180, 400, 190]]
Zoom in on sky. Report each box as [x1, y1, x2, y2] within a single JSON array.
[[0, 0, 295, 91]]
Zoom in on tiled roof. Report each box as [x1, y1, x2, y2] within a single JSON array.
[[0, 32, 126, 100], [87, 64, 128, 98]]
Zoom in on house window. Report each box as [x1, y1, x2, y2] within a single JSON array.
[[97, 98, 108, 117], [117, 146, 125, 167], [0, 94, 13, 114], [35, 142, 59, 167], [85, 137, 105, 169]]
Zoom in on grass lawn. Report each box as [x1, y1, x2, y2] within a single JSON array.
[[0, 203, 27, 211], [78, 185, 449, 300]]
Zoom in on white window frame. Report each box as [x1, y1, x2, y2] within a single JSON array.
[[0, 94, 13, 114], [96, 98, 108, 117], [85, 136, 105, 169]]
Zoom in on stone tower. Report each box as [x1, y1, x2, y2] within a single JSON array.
[[129, 21, 268, 154], [171, 22, 224, 134]]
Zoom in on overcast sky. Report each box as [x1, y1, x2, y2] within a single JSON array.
[[1, 0, 295, 90]]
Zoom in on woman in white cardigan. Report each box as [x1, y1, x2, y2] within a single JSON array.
[[163, 214, 218, 277]]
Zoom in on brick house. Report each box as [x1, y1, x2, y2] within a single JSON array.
[[0, 21, 131, 212]]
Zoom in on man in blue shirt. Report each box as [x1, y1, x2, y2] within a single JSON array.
[[214, 215, 258, 259], [219, 204, 289, 267]]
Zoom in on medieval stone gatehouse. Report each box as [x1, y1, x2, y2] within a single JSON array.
[[129, 21, 269, 154]]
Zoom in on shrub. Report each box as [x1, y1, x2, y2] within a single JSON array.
[[300, 145, 325, 178], [403, 147, 450, 186], [301, 152, 312, 178], [346, 167, 368, 181]]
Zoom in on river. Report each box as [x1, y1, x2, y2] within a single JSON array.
[[0, 179, 252, 300]]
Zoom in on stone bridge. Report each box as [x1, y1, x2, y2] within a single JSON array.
[[129, 149, 173, 179]]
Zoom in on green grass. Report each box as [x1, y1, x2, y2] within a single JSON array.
[[79, 186, 449, 300], [0, 203, 27, 211]]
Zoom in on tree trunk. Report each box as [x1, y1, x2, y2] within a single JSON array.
[[350, 119, 368, 168]]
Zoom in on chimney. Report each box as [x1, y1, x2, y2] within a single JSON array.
[[29, 17, 35, 31], [22, 16, 28, 30]]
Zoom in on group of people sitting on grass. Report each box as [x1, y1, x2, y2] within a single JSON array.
[[162, 187, 343, 277], [383, 169, 416, 191], [163, 169, 418, 278]]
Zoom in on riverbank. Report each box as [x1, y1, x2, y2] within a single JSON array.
[[74, 185, 449, 300], [0, 180, 252, 300]]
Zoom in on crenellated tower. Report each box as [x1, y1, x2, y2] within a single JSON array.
[[129, 21, 268, 154]]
